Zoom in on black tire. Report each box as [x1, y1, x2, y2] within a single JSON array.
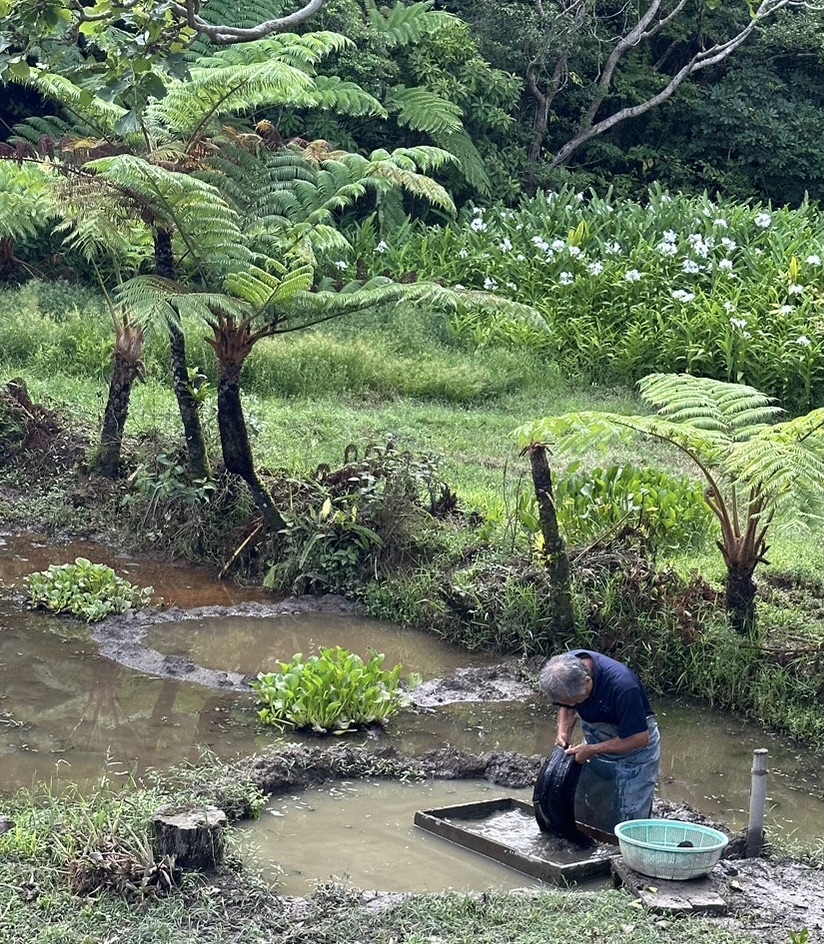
[[532, 745, 590, 844]]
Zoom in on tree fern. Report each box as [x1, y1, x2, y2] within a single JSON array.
[[518, 373, 824, 635]]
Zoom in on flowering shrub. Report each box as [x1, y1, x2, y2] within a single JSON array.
[[363, 186, 823, 412]]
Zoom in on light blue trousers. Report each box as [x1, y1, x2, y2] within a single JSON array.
[[580, 716, 660, 822]]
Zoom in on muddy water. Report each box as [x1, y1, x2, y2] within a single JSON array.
[[237, 780, 599, 895], [1, 532, 823, 850]]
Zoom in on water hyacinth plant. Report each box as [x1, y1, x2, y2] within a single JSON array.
[[24, 557, 154, 622], [362, 185, 823, 412], [251, 647, 410, 734]]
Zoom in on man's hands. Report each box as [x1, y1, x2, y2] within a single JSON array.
[[564, 742, 598, 764]]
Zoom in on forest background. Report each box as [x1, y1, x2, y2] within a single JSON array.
[[0, 0, 823, 744]]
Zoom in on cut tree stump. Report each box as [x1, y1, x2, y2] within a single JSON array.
[[151, 806, 227, 871]]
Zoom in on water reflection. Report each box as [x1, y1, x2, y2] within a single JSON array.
[[0, 533, 822, 847]]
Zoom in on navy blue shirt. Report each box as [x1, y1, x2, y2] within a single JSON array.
[[570, 650, 653, 739]]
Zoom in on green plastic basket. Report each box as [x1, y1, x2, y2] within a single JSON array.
[[614, 819, 730, 881]]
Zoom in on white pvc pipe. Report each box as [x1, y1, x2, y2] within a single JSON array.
[[746, 748, 769, 857]]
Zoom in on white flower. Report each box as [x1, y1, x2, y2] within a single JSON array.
[[576, 192, 584, 201], [805, 254, 822, 266], [624, 269, 642, 282], [657, 242, 678, 257], [587, 261, 604, 276], [333, 260, 348, 270], [375, 240, 389, 254], [499, 237, 512, 252], [458, 248, 468, 259], [796, 335, 811, 347], [742, 331, 751, 339], [453, 284, 465, 291], [754, 212, 772, 228], [662, 229, 678, 243], [788, 284, 804, 295], [551, 239, 566, 252], [682, 260, 701, 274], [671, 290, 695, 303], [516, 253, 525, 261], [721, 238, 737, 251], [559, 271, 574, 285], [779, 305, 793, 314], [688, 234, 710, 258], [472, 206, 486, 216], [470, 217, 487, 232], [567, 245, 583, 257], [605, 241, 621, 254], [506, 281, 517, 291], [544, 250, 556, 263], [483, 276, 498, 290], [702, 206, 713, 217], [718, 259, 734, 271], [754, 248, 763, 255], [723, 301, 736, 313], [713, 218, 728, 229], [531, 236, 549, 252], [730, 317, 748, 330]]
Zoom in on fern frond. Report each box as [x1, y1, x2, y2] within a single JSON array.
[[728, 409, 824, 508], [87, 155, 251, 274], [638, 374, 783, 441], [310, 76, 386, 119], [19, 72, 128, 142], [385, 86, 463, 135], [433, 129, 491, 195], [366, 1, 446, 47], [225, 261, 314, 309], [0, 162, 54, 238]]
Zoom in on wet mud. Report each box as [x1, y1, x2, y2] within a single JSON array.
[[3, 550, 822, 939]]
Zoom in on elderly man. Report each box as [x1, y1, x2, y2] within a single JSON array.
[[539, 649, 660, 823]]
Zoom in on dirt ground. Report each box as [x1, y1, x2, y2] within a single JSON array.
[[24, 601, 824, 942]]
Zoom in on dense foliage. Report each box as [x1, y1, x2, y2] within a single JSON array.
[[363, 185, 824, 412]]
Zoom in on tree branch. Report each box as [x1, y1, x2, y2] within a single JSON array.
[[168, 0, 325, 45]]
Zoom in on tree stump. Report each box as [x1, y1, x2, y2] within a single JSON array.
[[151, 806, 227, 871]]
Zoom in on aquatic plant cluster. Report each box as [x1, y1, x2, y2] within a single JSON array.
[[362, 186, 823, 412], [24, 557, 154, 622]]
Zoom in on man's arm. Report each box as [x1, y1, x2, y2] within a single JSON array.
[[555, 707, 578, 748]]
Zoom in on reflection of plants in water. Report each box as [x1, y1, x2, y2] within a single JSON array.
[[252, 647, 410, 734], [24, 557, 153, 622]]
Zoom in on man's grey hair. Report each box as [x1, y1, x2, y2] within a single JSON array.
[[538, 654, 590, 704]]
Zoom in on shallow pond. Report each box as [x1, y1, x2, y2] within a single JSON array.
[[1, 532, 822, 893]]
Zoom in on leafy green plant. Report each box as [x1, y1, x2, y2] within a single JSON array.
[[251, 647, 410, 734], [24, 557, 154, 622], [547, 463, 715, 553]]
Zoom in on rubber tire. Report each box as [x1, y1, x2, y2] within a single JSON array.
[[532, 745, 590, 844]]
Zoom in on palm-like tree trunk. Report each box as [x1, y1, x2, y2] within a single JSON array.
[[154, 228, 210, 480], [91, 324, 143, 477], [209, 315, 285, 532], [526, 442, 575, 638]]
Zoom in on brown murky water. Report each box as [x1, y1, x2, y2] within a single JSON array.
[[1, 532, 823, 893]]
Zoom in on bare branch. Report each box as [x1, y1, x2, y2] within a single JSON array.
[[549, 0, 794, 169], [168, 0, 325, 45]]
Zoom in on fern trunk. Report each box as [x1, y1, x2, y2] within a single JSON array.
[[528, 443, 575, 638], [154, 228, 210, 481], [726, 562, 757, 637], [91, 343, 141, 478], [216, 358, 285, 533]]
